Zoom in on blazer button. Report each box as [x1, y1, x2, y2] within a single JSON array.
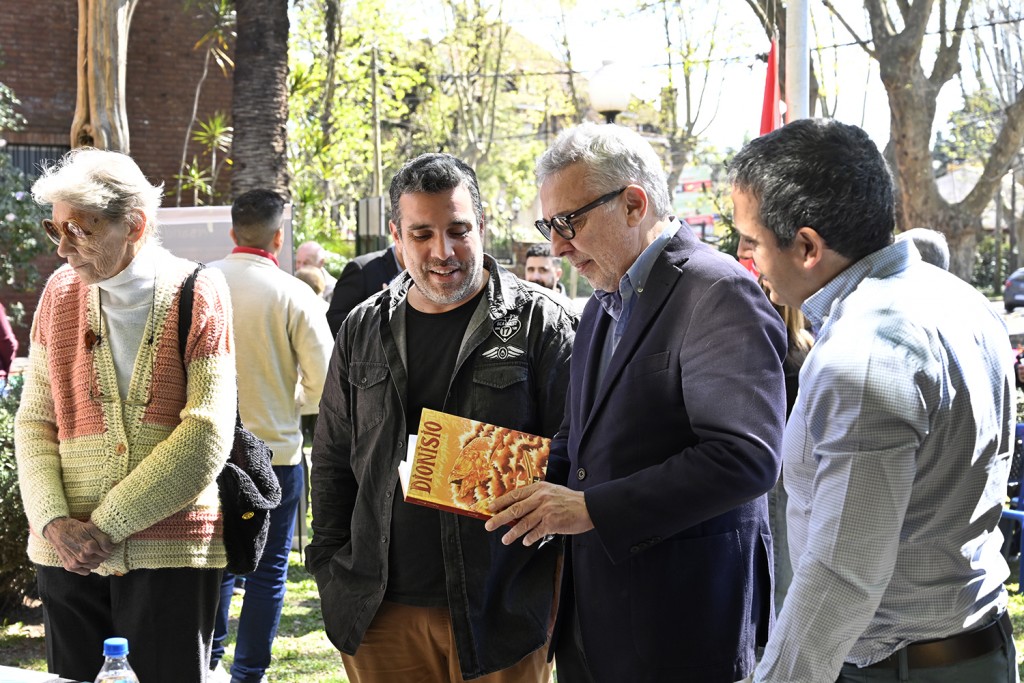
[[577, 467, 586, 480]]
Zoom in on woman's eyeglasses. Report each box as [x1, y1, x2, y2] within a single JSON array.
[[42, 219, 91, 245], [534, 187, 627, 241]]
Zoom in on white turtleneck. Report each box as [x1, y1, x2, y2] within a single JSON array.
[[95, 242, 158, 400]]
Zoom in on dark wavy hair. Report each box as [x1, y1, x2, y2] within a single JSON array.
[[389, 153, 483, 229], [728, 118, 895, 261]]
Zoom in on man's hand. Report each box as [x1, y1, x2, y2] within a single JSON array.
[[42, 517, 115, 575], [484, 482, 594, 546]]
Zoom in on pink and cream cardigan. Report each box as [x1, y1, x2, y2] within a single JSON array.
[[15, 250, 237, 575]]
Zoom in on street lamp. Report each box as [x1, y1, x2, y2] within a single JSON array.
[[589, 60, 632, 124]]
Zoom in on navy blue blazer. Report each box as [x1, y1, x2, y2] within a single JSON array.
[[326, 246, 401, 336], [547, 225, 788, 682]]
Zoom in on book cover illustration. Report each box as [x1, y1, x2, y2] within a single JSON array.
[[398, 408, 550, 520]]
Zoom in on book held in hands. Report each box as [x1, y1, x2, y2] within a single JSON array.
[[398, 408, 550, 520]]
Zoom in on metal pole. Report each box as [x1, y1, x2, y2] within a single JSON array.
[[371, 46, 383, 198], [785, 0, 810, 121], [995, 184, 1004, 294]]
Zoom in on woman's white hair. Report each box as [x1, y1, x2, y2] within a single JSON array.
[[32, 148, 164, 239], [535, 122, 672, 218]]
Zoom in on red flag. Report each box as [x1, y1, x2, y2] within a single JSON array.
[[760, 38, 780, 136]]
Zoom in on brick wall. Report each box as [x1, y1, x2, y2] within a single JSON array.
[[0, 1, 235, 351], [2, 2, 234, 191]]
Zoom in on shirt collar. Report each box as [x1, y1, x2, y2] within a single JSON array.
[[801, 239, 917, 332], [232, 245, 280, 266], [595, 221, 677, 320]]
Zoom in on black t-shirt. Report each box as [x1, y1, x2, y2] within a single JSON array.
[[385, 288, 485, 606]]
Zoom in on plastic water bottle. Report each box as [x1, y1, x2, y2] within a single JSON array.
[[94, 637, 140, 683]]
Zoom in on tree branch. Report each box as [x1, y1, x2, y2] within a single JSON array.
[[929, 0, 970, 88], [821, 0, 875, 58], [962, 83, 1024, 217]]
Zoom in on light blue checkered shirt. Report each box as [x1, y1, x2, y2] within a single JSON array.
[[757, 240, 1014, 682]]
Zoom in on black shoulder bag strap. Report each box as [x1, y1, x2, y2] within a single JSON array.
[[175, 262, 282, 575], [178, 263, 205, 359]]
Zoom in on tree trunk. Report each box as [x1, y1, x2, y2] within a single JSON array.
[[230, 0, 290, 200], [71, 0, 138, 152], [863, 0, 1024, 281]]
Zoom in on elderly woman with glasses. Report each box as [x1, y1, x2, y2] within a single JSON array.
[[15, 148, 237, 683]]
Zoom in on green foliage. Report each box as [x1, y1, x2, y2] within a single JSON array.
[[0, 82, 25, 131], [173, 111, 233, 206], [286, 0, 575, 259], [972, 233, 1011, 295], [185, 0, 236, 75], [288, 0, 426, 254], [0, 152, 50, 294], [424, 3, 574, 232], [934, 89, 1003, 174], [0, 376, 33, 615], [175, 0, 236, 206]]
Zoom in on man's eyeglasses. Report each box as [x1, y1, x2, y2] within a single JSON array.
[[42, 218, 91, 246], [535, 187, 627, 241]]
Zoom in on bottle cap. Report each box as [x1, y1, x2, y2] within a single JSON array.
[[103, 637, 129, 657]]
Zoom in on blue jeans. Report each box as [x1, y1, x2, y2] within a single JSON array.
[[211, 463, 304, 683]]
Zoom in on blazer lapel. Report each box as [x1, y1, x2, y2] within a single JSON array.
[[579, 230, 691, 438], [578, 308, 610, 413]]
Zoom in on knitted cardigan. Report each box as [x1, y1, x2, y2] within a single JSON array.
[[15, 248, 237, 575]]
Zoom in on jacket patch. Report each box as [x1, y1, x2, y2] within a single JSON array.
[[493, 315, 521, 342], [482, 345, 525, 360]]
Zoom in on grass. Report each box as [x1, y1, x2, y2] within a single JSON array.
[[6, 557, 1024, 679], [224, 554, 351, 682], [0, 552, 351, 682]]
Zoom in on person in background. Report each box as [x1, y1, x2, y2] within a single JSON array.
[[736, 236, 814, 613], [209, 190, 333, 683], [0, 302, 18, 387], [523, 242, 566, 294], [731, 118, 1017, 683], [488, 122, 787, 683], [765, 299, 813, 612], [325, 242, 404, 337], [895, 226, 950, 271], [293, 264, 329, 470], [295, 241, 337, 302], [17, 148, 236, 683], [307, 153, 576, 683], [295, 265, 326, 298]]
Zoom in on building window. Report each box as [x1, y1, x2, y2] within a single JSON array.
[[4, 144, 69, 180]]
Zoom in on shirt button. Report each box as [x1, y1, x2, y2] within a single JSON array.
[[382, 535, 388, 544], [577, 467, 586, 480], [115, 443, 126, 454], [398, 441, 403, 450], [385, 490, 392, 499], [380, 582, 386, 591]]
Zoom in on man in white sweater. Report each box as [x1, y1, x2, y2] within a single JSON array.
[[208, 190, 334, 683]]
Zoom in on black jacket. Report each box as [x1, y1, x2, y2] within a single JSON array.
[[307, 255, 577, 679]]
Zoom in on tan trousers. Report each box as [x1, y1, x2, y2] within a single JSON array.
[[341, 601, 553, 683]]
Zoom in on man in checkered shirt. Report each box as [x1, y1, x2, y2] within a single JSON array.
[[732, 118, 1017, 683]]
